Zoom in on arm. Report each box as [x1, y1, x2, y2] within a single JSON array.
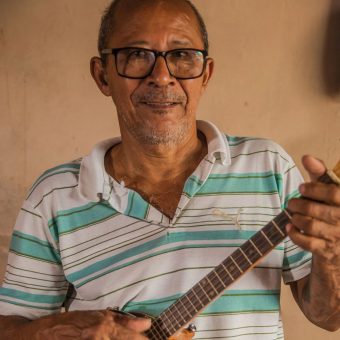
[[287, 155, 340, 331], [0, 310, 151, 339]]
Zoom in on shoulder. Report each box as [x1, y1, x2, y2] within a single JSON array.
[[26, 158, 82, 207], [226, 135, 297, 173]]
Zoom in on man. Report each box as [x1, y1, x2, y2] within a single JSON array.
[[0, 0, 339, 339]]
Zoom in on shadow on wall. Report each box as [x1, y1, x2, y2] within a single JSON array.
[[322, 0, 340, 99]]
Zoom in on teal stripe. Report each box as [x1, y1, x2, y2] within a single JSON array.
[[197, 174, 281, 195], [27, 163, 80, 198], [0, 298, 60, 311], [123, 293, 181, 317], [48, 201, 118, 238], [283, 251, 312, 269], [183, 175, 204, 197], [76, 243, 283, 287], [10, 231, 61, 264], [13, 230, 53, 248], [69, 230, 256, 283], [0, 287, 65, 304], [204, 290, 279, 315], [125, 191, 149, 219], [123, 290, 279, 317], [284, 189, 300, 208]]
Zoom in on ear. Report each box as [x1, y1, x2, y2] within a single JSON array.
[[201, 57, 214, 92], [90, 57, 111, 96]]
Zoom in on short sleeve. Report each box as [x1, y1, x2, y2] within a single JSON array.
[[0, 200, 67, 319], [279, 154, 312, 284]]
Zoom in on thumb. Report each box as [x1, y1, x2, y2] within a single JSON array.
[[124, 317, 152, 333], [302, 155, 326, 182]]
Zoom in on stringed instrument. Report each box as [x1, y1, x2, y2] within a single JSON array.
[[121, 161, 340, 340]]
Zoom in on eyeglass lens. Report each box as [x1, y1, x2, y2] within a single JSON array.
[[116, 48, 205, 79]]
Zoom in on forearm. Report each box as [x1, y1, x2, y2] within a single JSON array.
[[296, 258, 340, 331], [0, 310, 151, 339], [0, 315, 35, 339]]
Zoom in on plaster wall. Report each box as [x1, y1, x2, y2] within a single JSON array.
[[0, 1, 339, 338]]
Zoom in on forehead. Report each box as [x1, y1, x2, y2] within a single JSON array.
[[108, 0, 203, 48]]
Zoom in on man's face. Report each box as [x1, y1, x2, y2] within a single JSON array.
[[101, 0, 213, 145]]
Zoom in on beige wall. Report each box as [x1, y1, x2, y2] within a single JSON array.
[[0, 0, 339, 338]]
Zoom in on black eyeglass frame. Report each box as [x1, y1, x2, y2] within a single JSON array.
[[100, 47, 209, 80]]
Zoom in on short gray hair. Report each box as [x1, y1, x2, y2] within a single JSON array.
[[97, 0, 209, 62]]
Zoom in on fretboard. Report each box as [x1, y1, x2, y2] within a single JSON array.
[[146, 167, 340, 340]]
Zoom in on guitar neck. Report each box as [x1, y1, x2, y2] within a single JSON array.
[[146, 165, 340, 340]]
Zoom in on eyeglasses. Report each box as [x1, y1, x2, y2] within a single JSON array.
[[100, 47, 208, 79]]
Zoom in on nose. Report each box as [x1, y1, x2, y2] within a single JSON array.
[[146, 56, 176, 87]]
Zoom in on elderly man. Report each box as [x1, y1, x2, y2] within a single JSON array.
[[0, 0, 339, 339]]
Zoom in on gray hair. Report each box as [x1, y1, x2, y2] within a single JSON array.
[[97, 0, 209, 62]]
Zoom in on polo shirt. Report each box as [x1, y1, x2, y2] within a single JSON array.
[[0, 120, 311, 340]]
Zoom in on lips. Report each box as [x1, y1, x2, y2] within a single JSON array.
[[141, 101, 179, 109]]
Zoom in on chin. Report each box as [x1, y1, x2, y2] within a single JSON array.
[[131, 121, 191, 146]]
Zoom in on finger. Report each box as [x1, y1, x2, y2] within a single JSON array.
[[124, 318, 151, 333], [286, 223, 327, 255], [288, 198, 340, 225], [299, 182, 340, 206], [302, 155, 326, 183], [111, 322, 150, 340], [291, 213, 338, 241], [113, 313, 151, 333]]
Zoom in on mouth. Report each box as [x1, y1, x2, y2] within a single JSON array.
[[141, 101, 180, 109]]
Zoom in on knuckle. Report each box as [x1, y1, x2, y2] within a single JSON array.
[[328, 186, 340, 204], [304, 202, 315, 216], [327, 207, 339, 224]]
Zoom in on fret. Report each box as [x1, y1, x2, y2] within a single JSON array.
[[283, 209, 292, 220], [205, 276, 219, 295], [172, 304, 187, 324], [239, 247, 253, 266], [221, 262, 235, 280], [242, 241, 260, 263], [271, 220, 285, 237], [150, 320, 168, 340], [162, 312, 173, 328], [183, 293, 199, 313], [263, 221, 284, 245], [249, 239, 263, 256], [215, 264, 232, 286], [191, 285, 208, 307], [198, 281, 212, 301], [178, 298, 191, 319], [211, 269, 226, 289], [230, 255, 243, 273], [186, 289, 204, 310], [260, 230, 274, 246], [162, 307, 181, 330]]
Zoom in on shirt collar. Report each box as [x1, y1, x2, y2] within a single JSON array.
[[197, 120, 231, 166], [79, 120, 231, 201], [79, 137, 121, 202]]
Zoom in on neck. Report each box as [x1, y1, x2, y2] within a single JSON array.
[[107, 124, 207, 186]]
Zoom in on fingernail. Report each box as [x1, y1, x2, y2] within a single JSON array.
[[286, 223, 292, 232]]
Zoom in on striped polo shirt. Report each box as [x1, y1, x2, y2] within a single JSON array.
[[0, 120, 311, 339]]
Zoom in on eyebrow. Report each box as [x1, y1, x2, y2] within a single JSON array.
[[124, 39, 194, 48]]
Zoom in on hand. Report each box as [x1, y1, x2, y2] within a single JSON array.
[[28, 309, 151, 340], [287, 155, 340, 265]]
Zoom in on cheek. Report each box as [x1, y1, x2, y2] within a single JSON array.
[[110, 79, 140, 112], [182, 81, 204, 111]]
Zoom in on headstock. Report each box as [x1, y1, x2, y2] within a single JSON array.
[[329, 160, 340, 185]]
